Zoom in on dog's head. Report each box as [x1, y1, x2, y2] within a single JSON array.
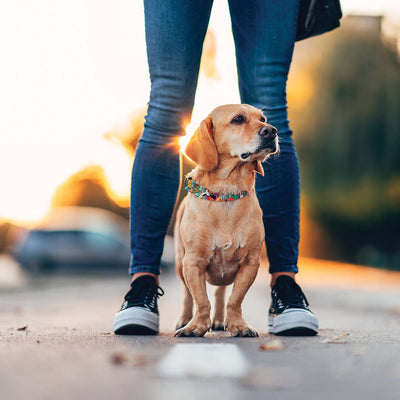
[[185, 104, 279, 175]]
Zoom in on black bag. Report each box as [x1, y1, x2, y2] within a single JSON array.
[[296, 0, 342, 41]]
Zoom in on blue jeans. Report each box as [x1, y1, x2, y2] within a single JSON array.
[[130, 0, 301, 275]]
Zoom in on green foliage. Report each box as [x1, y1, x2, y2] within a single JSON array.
[[295, 26, 400, 269]]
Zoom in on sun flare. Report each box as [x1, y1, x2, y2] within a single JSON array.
[[0, 0, 242, 226], [179, 121, 198, 155]]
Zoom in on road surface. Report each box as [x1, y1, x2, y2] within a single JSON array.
[[1, 257, 400, 400]]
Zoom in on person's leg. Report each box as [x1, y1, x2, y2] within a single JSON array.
[[114, 0, 214, 335], [228, 0, 318, 335], [228, 0, 300, 277], [130, 0, 214, 278]]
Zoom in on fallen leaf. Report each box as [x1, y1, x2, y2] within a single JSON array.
[[110, 352, 147, 367], [241, 367, 300, 389], [320, 333, 349, 344], [110, 353, 126, 365], [351, 346, 367, 356], [260, 339, 284, 351], [187, 372, 201, 379], [17, 325, 28, 331]]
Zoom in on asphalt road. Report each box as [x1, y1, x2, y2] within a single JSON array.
[[1, 258, 400, 400]]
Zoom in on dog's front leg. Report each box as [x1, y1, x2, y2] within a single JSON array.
[[225, 254, 260, 337], [175, 285, 193, 330], [212, 286, 226, 330], [175, 256, 211, 337]]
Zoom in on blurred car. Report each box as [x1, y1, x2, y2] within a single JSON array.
[[13, 207, 131, 272]]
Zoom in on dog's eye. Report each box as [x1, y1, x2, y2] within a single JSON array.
[[231, 115, 246, 124], [260, 116, 266, 123]]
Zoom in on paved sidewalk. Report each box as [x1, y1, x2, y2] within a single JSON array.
[[0, 258, 400, 400]]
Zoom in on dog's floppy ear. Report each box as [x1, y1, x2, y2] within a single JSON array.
[[254, 160, 264, 176], [185, 117, 218, 171]]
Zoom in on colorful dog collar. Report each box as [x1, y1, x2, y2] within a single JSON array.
[[184, 177, 248, 202]]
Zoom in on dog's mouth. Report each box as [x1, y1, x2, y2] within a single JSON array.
[[262, 144, 277, 153], [239, 133, 279, 161], [257, 137, 279, 156], [240, 143, 278, 161]]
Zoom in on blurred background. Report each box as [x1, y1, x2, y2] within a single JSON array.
[[0, 0, 399, 284]]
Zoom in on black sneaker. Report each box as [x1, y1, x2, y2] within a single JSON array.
[[269, 275, 319, 336], [113, 275, 164, 335]]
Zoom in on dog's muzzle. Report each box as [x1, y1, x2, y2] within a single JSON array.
[[258, 125, 278, 153], [240, 125, 279, 161]]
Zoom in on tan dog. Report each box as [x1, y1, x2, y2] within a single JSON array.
[[174, 104, 279, 337]]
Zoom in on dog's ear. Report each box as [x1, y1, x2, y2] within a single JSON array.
[[184, 117, 218, 171], [254, 160, 264, 176]]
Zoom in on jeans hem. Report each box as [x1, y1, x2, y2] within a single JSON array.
[[129, 265, 160, 276], [269, 264, 298, 274]]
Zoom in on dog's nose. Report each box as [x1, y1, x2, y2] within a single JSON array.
[[259, 125, 277, 140]]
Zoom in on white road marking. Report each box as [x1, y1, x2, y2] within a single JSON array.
[[157, 343, 249, 378]]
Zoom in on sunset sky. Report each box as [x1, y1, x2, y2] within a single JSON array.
[[1, 0, 399, 223]]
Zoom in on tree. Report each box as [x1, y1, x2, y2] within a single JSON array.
[[292, 17, 400, 269]]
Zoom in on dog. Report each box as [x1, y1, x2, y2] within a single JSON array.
[[174, 104, 279, 337]]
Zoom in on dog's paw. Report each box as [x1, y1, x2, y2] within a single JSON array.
[[226, 324, 258, 338], [174, 322, 210, 337], [211, 320, 226, 331], [175, 317, 192, 331]]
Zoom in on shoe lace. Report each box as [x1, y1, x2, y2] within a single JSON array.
[[274, 281, 309, 309], [125, 284, 164, 308]]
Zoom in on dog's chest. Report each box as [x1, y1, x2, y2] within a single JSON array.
[[206, 242, 248, 285]]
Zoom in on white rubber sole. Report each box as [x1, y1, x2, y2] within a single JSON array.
[[113, 306, 159, 335], [269, 308, 319, 335]]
